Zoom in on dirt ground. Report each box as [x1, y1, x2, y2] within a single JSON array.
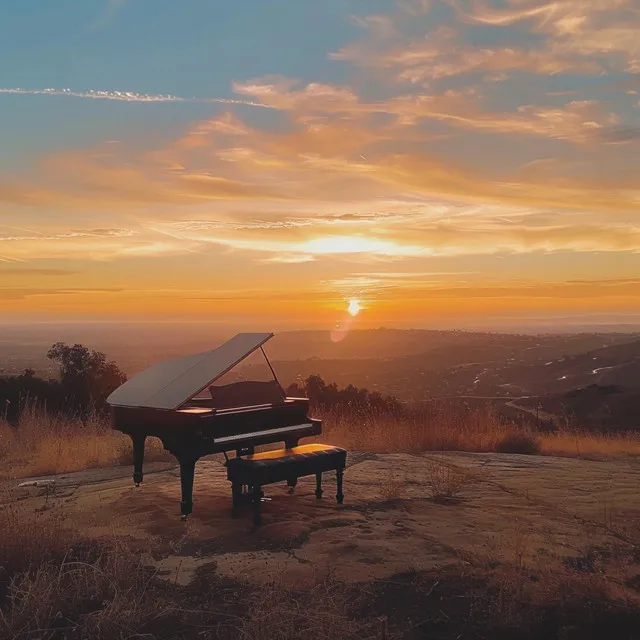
[[5, 451, 639, 594]]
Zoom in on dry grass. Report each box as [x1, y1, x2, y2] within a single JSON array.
[[425, 456, 475, 502], [539, 430, 640, 460], [2, 477, 639, 639], [0, 405, 171, 479], [495, 430, 542, 455], [1, 402, 639, 481], [0, 500, 377, 640], [321, 404, 514, 453], [231, 581, 369, 640], [0, 528, 173, 640], [380, 472, 407, 502], [480, 560, 640, 635], [0, 496, 69, 585], [320, 404, 640, 460]]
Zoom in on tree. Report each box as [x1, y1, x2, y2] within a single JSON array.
[[286, 374, 404, 415], [47, 343, 127, 417]]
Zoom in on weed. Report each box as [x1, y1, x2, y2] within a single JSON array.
[[425, 457, 473, 503]]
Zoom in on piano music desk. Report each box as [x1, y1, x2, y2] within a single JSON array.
[[226, 444, 347, 525]]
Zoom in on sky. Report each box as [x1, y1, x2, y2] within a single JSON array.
[[1, 0, 640, 329]]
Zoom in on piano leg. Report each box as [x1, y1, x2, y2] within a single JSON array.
[[132, 435, 146, 487], [336, 468, 344, 504], [231, 482, 242, 516], [252, 484, 262, 526], [315, 472, 323, 499], [179, 458, 196, 520]]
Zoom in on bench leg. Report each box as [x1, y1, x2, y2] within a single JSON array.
[[132, 435, 146, 486], [315, 472, 323, 499], [252, 484, 262, 526], [179, 458, 196, 520], [287, 478, 297, 493], [336, 468, 344, 504]]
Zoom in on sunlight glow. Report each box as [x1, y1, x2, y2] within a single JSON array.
[[300, 236, 424, 256], [348, 299, 362, 316]]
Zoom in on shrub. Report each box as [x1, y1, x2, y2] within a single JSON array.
[[495, 431, 542, 455], [425, 458, 474, 502]]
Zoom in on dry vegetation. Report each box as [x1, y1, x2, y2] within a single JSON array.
[[2, 502, 639, 639], [320, 404, 640, 461], [1, 403, 640, 638], [1, 403, 639, 480], [0, 405, 171, 479], [0, 501, 372, 640]]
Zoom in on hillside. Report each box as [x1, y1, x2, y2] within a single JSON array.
[[238, 334, 640, 402]]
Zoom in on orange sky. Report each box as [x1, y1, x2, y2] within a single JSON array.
[[1, 0, 640, 328]]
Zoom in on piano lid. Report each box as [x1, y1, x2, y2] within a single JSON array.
[[107, 332, 274, 410]]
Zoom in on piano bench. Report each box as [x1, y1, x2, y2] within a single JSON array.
[[225, 443, 347, 525]]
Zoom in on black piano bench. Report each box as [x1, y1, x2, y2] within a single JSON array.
[[225, 443, 347, 525]]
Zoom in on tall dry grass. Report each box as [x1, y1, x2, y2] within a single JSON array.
[[1, 401, 639, 481], [319, 403, 640, 460], [320, 403, 512, 453], [0, 501, 174, 640], [0, 405, 170, 479], [0, 501, 372, 640]]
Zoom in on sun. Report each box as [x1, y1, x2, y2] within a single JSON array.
[[347, 299, 362, 317]]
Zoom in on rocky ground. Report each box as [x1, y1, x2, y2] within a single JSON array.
[[6, 451, 640, 592]]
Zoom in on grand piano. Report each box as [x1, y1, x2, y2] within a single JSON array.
[[107, 333, 339, 521]]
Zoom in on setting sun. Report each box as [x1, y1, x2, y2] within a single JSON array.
[[348, 299, 362, 316]]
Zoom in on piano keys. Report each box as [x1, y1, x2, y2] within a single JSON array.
[[107, 333, 323, 518]]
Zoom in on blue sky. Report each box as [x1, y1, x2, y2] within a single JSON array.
[[0, 0, 370, 163], [1, 0, 640, 326]]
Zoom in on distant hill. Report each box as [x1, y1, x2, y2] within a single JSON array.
[[517, 384, 640, 431], [503, 339, 640, 396], [241, 333, 640, 401]]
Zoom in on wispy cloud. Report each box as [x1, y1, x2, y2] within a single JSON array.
[[0, 287, 122, 300], [0, 87, 273, 108], [90, 0, 130, 30], [0, 267, 78, 276]]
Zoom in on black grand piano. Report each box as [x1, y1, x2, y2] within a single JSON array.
[[108, 333, 346, 524]]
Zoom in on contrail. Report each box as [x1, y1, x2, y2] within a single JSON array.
[[0, 87, 274, 108]]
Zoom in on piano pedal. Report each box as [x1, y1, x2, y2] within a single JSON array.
[[260, 496, 272, 502], [180, 514, 188, 521]]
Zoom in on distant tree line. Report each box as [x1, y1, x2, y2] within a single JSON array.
[[0, 343, 126, 425], [286, 374, 405, 415], [1, 347, 405, 426]]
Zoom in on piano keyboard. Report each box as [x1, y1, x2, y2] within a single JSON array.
[[214, 423, 314, 445]]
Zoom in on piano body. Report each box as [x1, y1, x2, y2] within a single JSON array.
[[107, 333, 322, 518]]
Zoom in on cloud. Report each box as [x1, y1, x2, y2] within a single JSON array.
[[0, 287, 122, 300], [457, 0, 640, 72], [328, 270, 640, 301], [0, 229, 136, 242], [233, 80, 636, 145], [3, 0, 640, 272], [0, 226, 193, 261], [90, 0, 133, 30], [0, 87, 273, 108], [332, 25, 599, 81], [145, 198, 640, 264], [0, 268, 78, 276]]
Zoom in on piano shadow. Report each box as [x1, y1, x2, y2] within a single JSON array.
[[109, 463, 344, 552]]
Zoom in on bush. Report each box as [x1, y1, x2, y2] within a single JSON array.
[[495, 430, 542, 455]]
